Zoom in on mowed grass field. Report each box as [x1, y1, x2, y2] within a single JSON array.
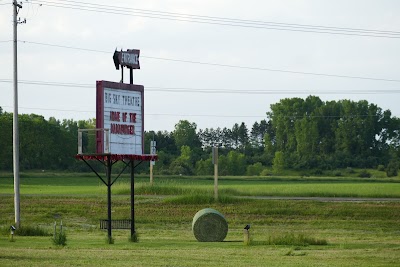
[[0, 172, 400, 266]]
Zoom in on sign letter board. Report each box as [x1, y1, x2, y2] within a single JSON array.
[[96, 80, 144, 154]]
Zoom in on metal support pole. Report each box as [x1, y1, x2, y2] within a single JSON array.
[[129, 67, 133, 84], [130, 160, 135, 237], [106, 157, 112, 241], [13, 0, 20, 229]]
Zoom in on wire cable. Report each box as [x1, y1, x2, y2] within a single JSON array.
[[17, 40, 400, 83], [0, 105, 268, 118], [1, 78, 400, 94], [0, 104, 396, 119], [29, 0, 400, 39]]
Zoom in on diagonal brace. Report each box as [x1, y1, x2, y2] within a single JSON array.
[[111, 160, 131, 186], [80, 156, 107, 186]]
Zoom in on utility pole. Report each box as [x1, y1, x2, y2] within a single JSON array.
[[13, 0, 25, 228]]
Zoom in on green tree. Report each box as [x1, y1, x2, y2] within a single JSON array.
[[246, 162, 264, 176], [169, 145, 194, 175], [386, 159, 399, 177], [238, 122, 249, 150], [268, 96, 397, 169], [0, 111, 12, 170], [272, 151, 285, 175], [226, 150, 246, 175], [173, 120, 201, 150], [195, 158, 213, 175], [294, 117, 319, 168], [250, 120, 270, 147]]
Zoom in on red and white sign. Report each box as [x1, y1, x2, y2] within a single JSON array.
[[96, 80, 144, 154]]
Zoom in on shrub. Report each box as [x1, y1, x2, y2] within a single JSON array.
[[386, 160, 399, 177], [358, 170, 371, 178], [16, 225, 49, 236], [52, 231, 67, 246], [129, 232, 139, 243], [333, 171, 342, 177], [312, 169, 323, 175], [260, 168, 272, 176], [246, 162, 264, 176], [377, 165, 385, 171]]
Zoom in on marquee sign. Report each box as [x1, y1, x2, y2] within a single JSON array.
[[113, 49, 140, 70], [96, 80, 144, 154]]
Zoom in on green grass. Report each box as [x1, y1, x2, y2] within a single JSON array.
[[222, 181, 400, 198], [0, 194, 399, 266], [263, 233, 328, 246], [0, 225, 50, 236], [0, 172, 399, 266], [2, 172, 399, 198]]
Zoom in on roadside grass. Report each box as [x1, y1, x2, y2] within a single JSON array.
[[0, 196, 400, 266], [259, 233, 328, 246], [1, 171, 399, 198], [164, 193, 247, 204], [0, 234, 397, 267], [222, 182, 400, 198], [0, 190, 399, 266], [0, 172, 399, 261], [107, 178, 400, 198], [1, 172, 400, 198], [0, 225, 50, 236]]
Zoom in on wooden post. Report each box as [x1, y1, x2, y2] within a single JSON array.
[[214, 162, 218, 201], [212, 147, 218, 201], [149, 162, 153, 185], [244, 229, 250, 245], [150, 141, 156, 185]]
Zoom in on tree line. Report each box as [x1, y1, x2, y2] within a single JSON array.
[[1, 96, 399, 176]]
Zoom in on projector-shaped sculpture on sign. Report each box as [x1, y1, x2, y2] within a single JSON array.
[[113, 49, 140, 69], [113, 49, 140, 84]]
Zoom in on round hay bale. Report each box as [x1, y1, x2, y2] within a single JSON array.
[[192, 208, 228, 242]]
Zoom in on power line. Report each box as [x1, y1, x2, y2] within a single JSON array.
[[1, 78, 400, 94], [0, 105, 267, 118], [141, 56, 400, 83], [19, 40, 109, 53], [1, 105, 395, 119], [29, 0, 400, 39], [17, 40, 400, 83], [1, 105, 93, 113]]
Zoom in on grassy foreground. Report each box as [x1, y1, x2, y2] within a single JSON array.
[[0, 173, 399, 266]]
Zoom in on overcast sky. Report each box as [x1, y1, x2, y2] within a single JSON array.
[[1, 0, 399, 132]]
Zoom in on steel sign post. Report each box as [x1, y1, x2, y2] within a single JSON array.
[[150, 141, 156, 184]]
